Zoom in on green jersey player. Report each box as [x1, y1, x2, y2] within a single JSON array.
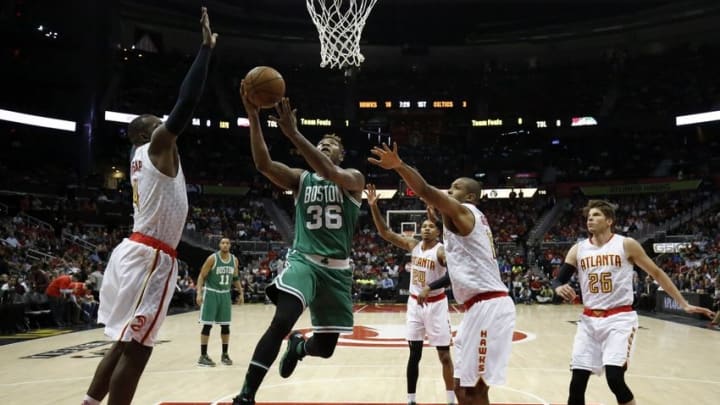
[[232, 93, 364, 405]]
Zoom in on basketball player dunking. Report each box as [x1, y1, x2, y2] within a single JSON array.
[[369, 143, 516, 405], [365, 184, 455, 405], [81, 8, 216, 405], [552, 199, 715, 405]]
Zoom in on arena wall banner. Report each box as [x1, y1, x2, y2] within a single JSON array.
[[655, 290, 713, 318], [580, 179, 701, 196]]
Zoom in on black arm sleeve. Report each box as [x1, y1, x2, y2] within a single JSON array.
[[551, 263, 577, 289], [165, 45, 212, 135], [427, 272, 451, 290]]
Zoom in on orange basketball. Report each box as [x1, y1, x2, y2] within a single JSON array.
[[243, 66, 286, 109]]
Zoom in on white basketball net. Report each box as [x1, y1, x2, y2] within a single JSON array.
[[306, 0, 378, 69]]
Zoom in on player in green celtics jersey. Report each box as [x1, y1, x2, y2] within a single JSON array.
[[232, 91, 364, 405], [195, 237, 243, 367]]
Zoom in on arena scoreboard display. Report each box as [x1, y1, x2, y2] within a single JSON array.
[[358, 100, 468, 110]]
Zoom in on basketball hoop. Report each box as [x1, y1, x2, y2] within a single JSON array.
[[306, 0, 378, 69]]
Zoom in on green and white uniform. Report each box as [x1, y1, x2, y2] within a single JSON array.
[[269, 171, 361, 334], [199, 252, 236, 325]]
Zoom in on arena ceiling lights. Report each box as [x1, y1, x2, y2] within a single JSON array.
[[675, 110, 720, 126], [104, 110, 140, 124], [0, 108, 76, 132]]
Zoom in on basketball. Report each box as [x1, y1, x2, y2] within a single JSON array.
[[243, 66, 286, 108]]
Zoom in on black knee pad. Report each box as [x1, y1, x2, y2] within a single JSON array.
[[605, 365, 634, 403], [408, 341, 423, 364], [201, 324, 212, 336], [221, 324, 230, 335], [568, 369, 591, 405]]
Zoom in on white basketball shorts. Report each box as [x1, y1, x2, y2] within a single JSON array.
[[98, 236, 178, 347], [453, 295, 515, 387], [570, 310, 639, 375], [406, 293, 452, 346]]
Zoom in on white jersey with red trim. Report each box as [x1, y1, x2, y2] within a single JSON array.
[[409, 241, 447, 296], [575, 234, 634, 309], [443, 203, 506, 304], [130, 144, 188, 248]]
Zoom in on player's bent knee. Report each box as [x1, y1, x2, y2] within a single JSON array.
[[315, 345, 335, 358], [309, 333, 339, 358], [605, 365, 634, 403], [201, 324, 212, 336]]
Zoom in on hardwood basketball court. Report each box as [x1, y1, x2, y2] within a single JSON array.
[[1, 303, 717, 405]]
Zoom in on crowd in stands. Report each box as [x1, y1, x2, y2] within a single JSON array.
[[0, 214, 104, 333], [543, 189, 713, 243], [652, 208, 720, 311], [186, 196, 283, 243], [481, 196, 548, 243], [2, 178, 719, 337]]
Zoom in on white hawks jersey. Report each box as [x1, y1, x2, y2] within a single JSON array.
[[443, 203, 506, 304], [130, 144, 188, 248], [409, 242, 447, 296], [575, 234, 634, 309]]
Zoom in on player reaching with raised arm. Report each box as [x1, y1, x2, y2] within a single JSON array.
[[368, 142, 515, 405], [365, 184, 455, 405], [81, 7, 217, 405]]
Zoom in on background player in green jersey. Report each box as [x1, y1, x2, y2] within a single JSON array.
[[232, 91, 364, 405], [196, 237, 243, 367]]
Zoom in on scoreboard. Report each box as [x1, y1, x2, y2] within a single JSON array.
[[358, 100, 468, 110]]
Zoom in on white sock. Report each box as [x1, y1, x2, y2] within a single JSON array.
[[407, 393, 416, 403], [82, 395, 100, 405], [446, 390, 456, 404]]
